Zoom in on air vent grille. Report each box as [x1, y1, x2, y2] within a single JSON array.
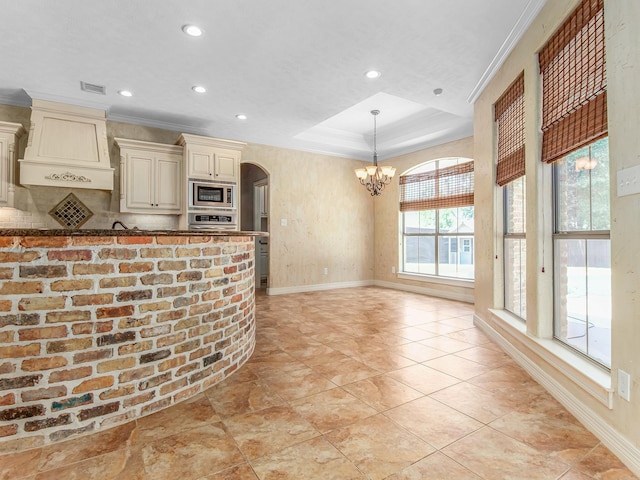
[[80, 81, 106, 95]]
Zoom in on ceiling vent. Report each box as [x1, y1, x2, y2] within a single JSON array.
[[80, 81, 106, 95]]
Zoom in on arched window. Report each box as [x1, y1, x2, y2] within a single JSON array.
[[400, 157, 474, 280]]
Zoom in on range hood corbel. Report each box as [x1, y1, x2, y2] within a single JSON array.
[[18, 99, 114, 190]]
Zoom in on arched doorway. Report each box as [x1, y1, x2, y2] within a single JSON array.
[[240, 163, 269, 290]]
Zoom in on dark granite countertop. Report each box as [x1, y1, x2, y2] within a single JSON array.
[[0, 229, 267, 237]]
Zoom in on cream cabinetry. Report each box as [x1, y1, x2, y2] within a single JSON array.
[[0, 122, 26, 207], [178, 134, 245, 183], [18, 100, 114, 190], [116, 138, 182, 214]]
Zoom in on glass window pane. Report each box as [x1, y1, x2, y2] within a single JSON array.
[[504, 238, 526, 319], [438, 208, 457, 232], [556, 146, 592, 232], [554, 239, 588, 355], [419, 210, 436, 232], [403, 235, 435, 275], [590, 138, 610, 231], [438, 235, 474, 279], [418, 236, 436, 275], [505, 176, 526, 234], [404, 211, 420, 234], [586, 239, 611, 366]]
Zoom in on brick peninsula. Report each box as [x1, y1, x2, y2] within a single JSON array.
[[0, 229, 261, 449]]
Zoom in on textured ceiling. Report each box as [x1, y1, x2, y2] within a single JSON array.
[[0, 0, 545, 160]]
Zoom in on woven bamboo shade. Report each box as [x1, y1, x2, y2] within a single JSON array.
[[400, 161, 474, 212], [495, 72, 525, 186], [539, 0, 606, 164]]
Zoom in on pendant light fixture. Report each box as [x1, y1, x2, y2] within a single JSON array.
[[354, 110, 396, 196]]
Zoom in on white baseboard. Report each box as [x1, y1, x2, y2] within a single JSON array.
[[374, 280, 474, 303], [474, 314, 640, 477], [266, 280, 374, 296]]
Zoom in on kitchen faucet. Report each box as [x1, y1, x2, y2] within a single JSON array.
[[111, 221, 129, 230]]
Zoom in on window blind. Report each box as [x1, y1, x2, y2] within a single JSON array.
[[399, 161, 474, 212], [495, 72, 525, 186], [539, 0, 606, 165]]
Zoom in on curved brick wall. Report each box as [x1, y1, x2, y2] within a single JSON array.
[[0, 233, 256, 448]]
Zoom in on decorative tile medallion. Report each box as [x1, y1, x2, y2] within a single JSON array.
[[48, 193, 94, 229]]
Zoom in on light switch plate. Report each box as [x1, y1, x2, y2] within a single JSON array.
[[617, 165, 640, 197], [618, 369, 631, 401], [280, 218, 287, 226]]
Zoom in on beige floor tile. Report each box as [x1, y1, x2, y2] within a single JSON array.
[[326, 414, 435, 480], [446, 327, 492, 345], [557, 470, 596, 480], [200, 463, 259, 480], [221, 405, 318, 459], [141, 423, 244, 480], [357, 350, 417, 372], [419, 335, 475, 353], [442, 427, 570, 479], [384, 452, 482, 479], [205, 379, 284, 418], [429, 382, 512, 423], [137, 394, 220, 443], [308, 356, 379, 386], [385, 396, 483, 449], [0, 447, 41, 480], [395, 342, 449, 362], [573, 444, 638, 479], [259, 365, 337, 401], [1, 288, 632, 480], [423, 354, 493, 380], [38, 422, 137, 472], [394, 326, 437, 341], [36, 446, 146, 480], [388, 364, 460, 395], [453, 345, 513, 367], [291, 388, 377, 434], [251, 437, 365, 480], [342, 375, 424, 411], [490, 410, 599, 464]]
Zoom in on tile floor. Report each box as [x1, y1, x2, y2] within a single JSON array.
[[1, 287, 636, 479]]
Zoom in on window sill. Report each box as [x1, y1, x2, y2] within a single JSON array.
[[483, 309, 613, 408], [398, 272, 474, 288]]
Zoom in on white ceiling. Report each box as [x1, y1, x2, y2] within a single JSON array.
[[0, 0, 545, 161]]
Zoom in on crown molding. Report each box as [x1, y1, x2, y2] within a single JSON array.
[[467, 0, 547, 104]]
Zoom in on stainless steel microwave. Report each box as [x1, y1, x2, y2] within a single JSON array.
[[189, 181, 235, 208]]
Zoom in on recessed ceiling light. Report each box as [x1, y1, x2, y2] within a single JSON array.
[[192, 85, 207, 94], [118, 90, 133, 97], [182, 24, 203, 37], [365, 70, 381, 79], [433, 88, 444, 96], [236, 114, 247, 120]]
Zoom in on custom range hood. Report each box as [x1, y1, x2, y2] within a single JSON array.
[[18, 99, 114, 190]]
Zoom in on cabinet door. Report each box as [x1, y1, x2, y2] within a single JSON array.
[[126, 154, 154, 210], [214, 153, 238, 182], [187, 147, 214, 180], [156, 156, 181, 211]]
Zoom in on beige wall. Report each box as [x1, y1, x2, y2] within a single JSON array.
[[473, 0, 640, 464], [373, 137, 475, 302], [241, 143, 374, 292]]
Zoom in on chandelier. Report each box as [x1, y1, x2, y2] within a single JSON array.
[[354, 110, 396, 196]]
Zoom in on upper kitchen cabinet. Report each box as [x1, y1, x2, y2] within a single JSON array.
[[116, 138, 183, 214], [0, 121, 26, 207], [178, 134, 246, 183], [18, 100, 114, 190]]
